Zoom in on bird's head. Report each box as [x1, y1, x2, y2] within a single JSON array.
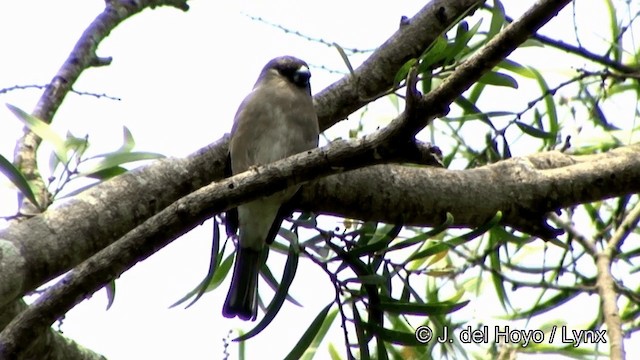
[[258, 56, 312, 95]]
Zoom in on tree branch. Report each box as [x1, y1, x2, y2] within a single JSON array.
[[595, 200, 640, 360], [299, 144, 640, 237], [0, 300, 106, 360]]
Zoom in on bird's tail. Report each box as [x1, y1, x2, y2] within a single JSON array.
[[222, 247, 261, 321]]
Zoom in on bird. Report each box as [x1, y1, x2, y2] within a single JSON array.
[[222, 56, 319, 321]]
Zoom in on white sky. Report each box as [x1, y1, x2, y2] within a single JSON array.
[[1, 1, 638, 359]]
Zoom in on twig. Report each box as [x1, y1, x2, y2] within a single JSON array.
[[242, 13, 374, 54], [0, 84, 121, 101], [594, 199, 640, 360], [303, 247, 356, 360]]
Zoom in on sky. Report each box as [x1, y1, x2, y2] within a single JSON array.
[[0, 0, 638, 359]]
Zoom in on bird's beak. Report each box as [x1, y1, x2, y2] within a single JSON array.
[[293, 66, 311, 86]]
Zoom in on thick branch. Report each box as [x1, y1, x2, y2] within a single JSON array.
[[2, 141, 638, 356], [299, 144, 640, 236], [0, 300, 106, 360]]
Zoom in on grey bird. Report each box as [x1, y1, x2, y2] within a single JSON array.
[[222, 56, 319, 321]]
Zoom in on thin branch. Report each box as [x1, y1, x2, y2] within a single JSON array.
[[485, 4, 640, 74], [0, 84, 121, 101], [242, 13, 374, 54], [592, 198, 640, 360], [606, 198, 640, 254], [304, 247, 356, 360], [548, 213, 597, 255], [314, 0, 486, 131], [595, 252, 625, 360], [386, 0, 574, 138]]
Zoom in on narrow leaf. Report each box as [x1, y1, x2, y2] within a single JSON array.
[[105, 280, 116, 310], [80, 151, 164, 177], [235, 242, 299, 341], [7, 104, 68, 163], [285, 303, 335, 360], [362, 322, 421, 346], [333, 43, 354, 75], [515, 121, 555, 139], [478, 71, 518, 88], [118, 126, 136, 153], [0, 153, 39, 209], [386, 213, 453, 253], [378, 299, 469, 316], [409, 212, 501, 262]]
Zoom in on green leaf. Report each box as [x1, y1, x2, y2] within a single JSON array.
[[376, 337, 388, 360], [378, 299, 469, 315], [0, 153, 39, 209], [64, 132, 89, 157], [235, 241, 299, 341], [169, 252, 234, 308], [488, 0, 506, 39], [328, 343, 342, 360], [352, 306, 371, 360], [334, 43, 354, 75], [604, 0, 621, 63], [446, 111, 514, 123], [79, 151, 165, 177], [118, 126, 136, 153], [393, 58, 417, 87], [105, 280, 116, 310], [362, 322, 421, 346], [355, 221, 378, 247], [7, 104, 68, 164], [286, 303, 336, 360], [349, 223, 402, 257], [408, 211, 502, 262], [261, 261, 302, 307], [497, 59, 535, 78], [488, 230, 510, 311], [528, 67, 558, 144], [386, 213, 453, 253], [454, 96, 496, 129], [346, 274, 388, 285], [447, 19, 483, 63], [509, 289, 581, 319], [184, 220, 221, 308], [419, 37, 448, 72], [84, 166, 128, 180], [477, 71, 518, 89], [515, 121, 555, 139]]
